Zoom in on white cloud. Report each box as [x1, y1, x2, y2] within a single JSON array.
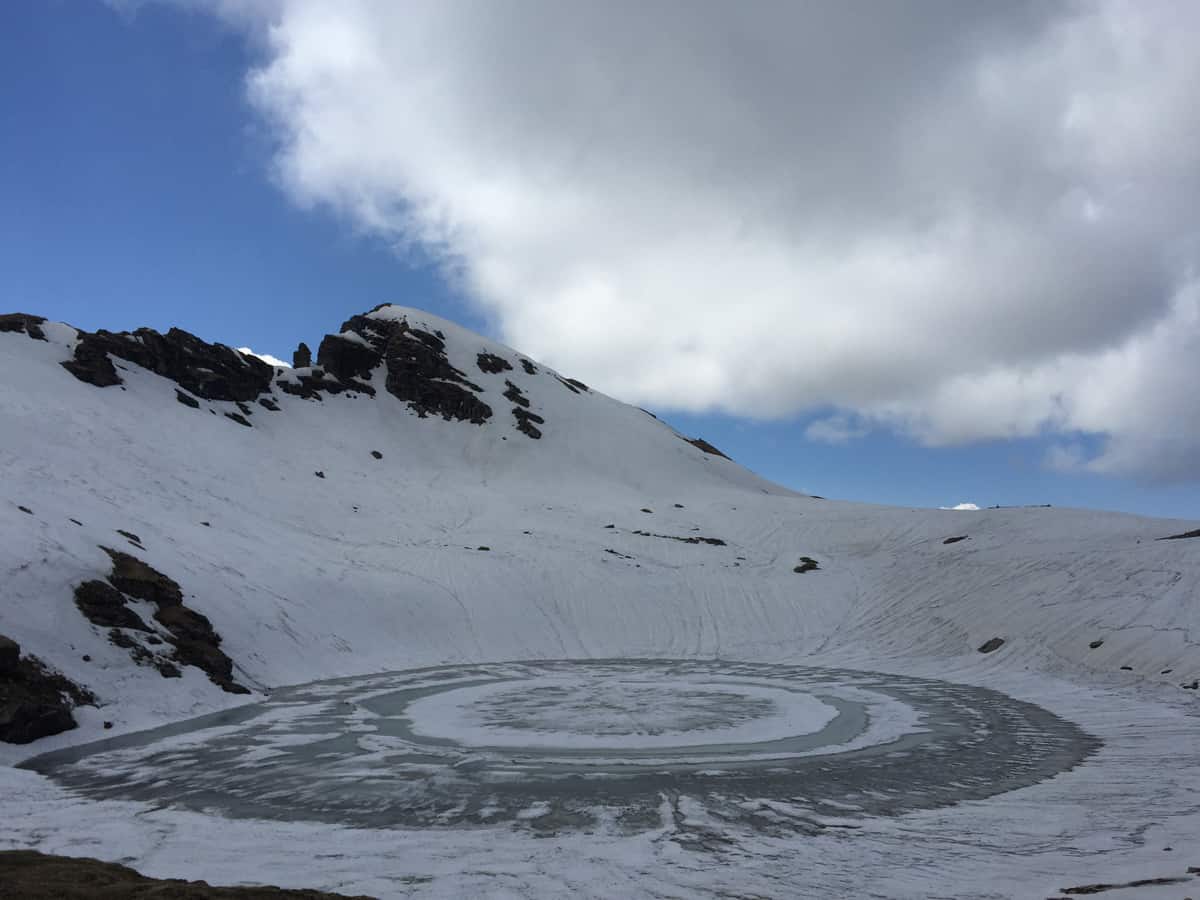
[[804, 413, 870, 445], [940, 503, 981, 511], [184, 0, 1200, 480]]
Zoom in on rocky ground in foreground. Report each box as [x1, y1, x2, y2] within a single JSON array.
[[0, 851, 375, 899]]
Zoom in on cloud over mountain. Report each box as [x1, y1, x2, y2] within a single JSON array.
[[192, 0, 1200, 479]]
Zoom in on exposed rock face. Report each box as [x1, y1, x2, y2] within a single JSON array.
[[76, 549, 248, 694], [0, 313, 47, 341], [175, 389, 201, 409], [0, 634, 95, 744], [683, 436, 731, 460], [74, 580, 151, 631], [316, 332, 377, 382], [277, 368, 375, 401], [1159, 528, 1200, 541], [384, 325, 492, 423], [0, 635, 19, 674], [293, 341, 312, 368], [61, 326, 274, 401], [503, 380, 530, 408], [476, 352, 512, 374], [0, 851, 377, 899], [631, 530, 726, 547], [512, 407, 544, 439], [315, 314, 493, 423], [103, 547, 183, 606], [500, 380, 544, 438]]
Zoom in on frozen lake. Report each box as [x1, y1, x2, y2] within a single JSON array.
[[25, 660, 1099, 837]]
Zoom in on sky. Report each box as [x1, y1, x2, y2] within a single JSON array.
[[2, 1, 1199, 520]]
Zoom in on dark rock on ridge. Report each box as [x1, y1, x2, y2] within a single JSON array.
[[317, 314, 492, 424], [978, 637, 1006, 653], [293, 342, 312, 368], [683, 436, 731, 460], [0, 850, 377, 899], [316, 331, 378, 383], [0, 634, 95, 744], [0, 313, 47, 341], [384, 325, 492, 423], [277, 368, 376, 401], [61, 326, 274, 401], [1159, 528, 1200, 541]]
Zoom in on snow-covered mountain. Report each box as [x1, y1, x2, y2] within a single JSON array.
[[1, 305, 1198, 898]]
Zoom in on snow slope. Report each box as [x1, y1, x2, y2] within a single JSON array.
[[1, 306, 1198, 898]]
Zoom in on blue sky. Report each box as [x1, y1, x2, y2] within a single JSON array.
[[2, 2, 1198, 520]]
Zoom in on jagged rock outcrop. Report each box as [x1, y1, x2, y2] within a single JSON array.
[[0, 634, 95, 744], [61, 326, 274, 401], [316, 331, 378, 382], [74, 580, 152, 631], [73, 549, 249, 695], [315, 314, 493, 424], [683, 436, 731, 460], [293, 341, 312, 369], [4, 307, 606, 436], [0, 313, 47, 341], [477, 352, 512, 374]]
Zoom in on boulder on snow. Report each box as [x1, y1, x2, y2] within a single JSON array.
[[978, 637, 1006, 654]]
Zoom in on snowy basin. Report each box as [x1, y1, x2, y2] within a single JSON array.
[[24, 660, 1100, 834]]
